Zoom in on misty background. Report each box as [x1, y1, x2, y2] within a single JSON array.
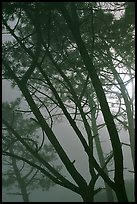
[[2, 80, 134, 202]]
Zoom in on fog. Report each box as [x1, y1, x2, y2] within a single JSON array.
[[2, 81, 134, 202]]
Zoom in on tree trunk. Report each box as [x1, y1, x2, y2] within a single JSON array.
[[80, 187, 94, 202], [115, 187, 129, 202], [60, 7, 129, 201], [114, 177, 129, 202], [9, 147, 29, 202], [87, 90, 114, 202]]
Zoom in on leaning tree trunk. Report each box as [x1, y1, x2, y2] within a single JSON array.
[[89, 95, 114, 202], [78, 72, 115, 202]]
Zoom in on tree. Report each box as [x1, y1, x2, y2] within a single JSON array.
[[2, 100, 62, 202], [2, 2, 134, 202]]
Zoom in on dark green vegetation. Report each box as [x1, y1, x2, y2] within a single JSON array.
[[2, 2, 134, 202]]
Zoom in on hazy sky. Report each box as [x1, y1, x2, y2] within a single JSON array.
[[2, 80, 134, 202]]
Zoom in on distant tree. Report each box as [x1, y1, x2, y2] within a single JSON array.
[[2, 100, 62, 202]]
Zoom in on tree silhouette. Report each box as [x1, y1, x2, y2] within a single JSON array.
[[2, 100, 62, 202], [2, 2, 134, 202]]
